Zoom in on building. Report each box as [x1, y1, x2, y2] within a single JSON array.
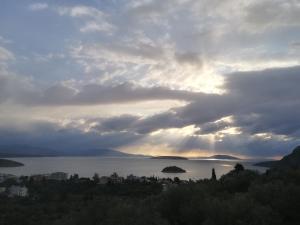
[[30, 172, 68, 181], [110, 173, 123, 184], [49, 172, 68, 181], [8, 185, 28, 197], [99, 176, 109, 185], [126, 174, 140, 182], [30, 174, 48, 182]]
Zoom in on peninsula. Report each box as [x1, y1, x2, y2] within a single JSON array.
[[0, 158, 24, 167]]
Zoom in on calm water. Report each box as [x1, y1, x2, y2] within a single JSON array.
[[0, 157, 266, 180]]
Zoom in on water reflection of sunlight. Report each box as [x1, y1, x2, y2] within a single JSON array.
[[221, 164, 232, 167]]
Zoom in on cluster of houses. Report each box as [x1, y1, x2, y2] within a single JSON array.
[[95, 173, 187, 191], [0, 172, 69, 197], [0, 171, 188, 197], [96, 173, 154, 184], [30, 172, 68, 181], [0, 173, 28, 197], [0, 185, 28, 197]]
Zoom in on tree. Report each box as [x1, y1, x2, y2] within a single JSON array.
[[93, 173, 100, 184], [234, 163, 245, 173], [211, 168, 217, 181], [174, 177, 180, 183]]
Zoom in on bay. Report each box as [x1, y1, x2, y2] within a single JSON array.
[[0, 157, 266, 180]]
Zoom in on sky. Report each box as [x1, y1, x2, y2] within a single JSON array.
[[0, 0, 300, 158]]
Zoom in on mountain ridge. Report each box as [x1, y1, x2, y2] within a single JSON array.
[[255, 146, 300, 169], [0, 145, 142, 158]]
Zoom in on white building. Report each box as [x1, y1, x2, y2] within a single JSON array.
[[8, 185, 28, 197]]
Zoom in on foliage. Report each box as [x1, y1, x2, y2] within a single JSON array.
[[1, 164, 300, 225]]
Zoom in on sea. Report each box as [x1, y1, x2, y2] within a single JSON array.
[[0, 157, 267, 180]]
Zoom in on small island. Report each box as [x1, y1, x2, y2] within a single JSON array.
[[161, 166, 186, 173], [0, 158, 24, 167], [151, 156, 188, 160]]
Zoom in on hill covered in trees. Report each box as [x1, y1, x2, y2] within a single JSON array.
[[255, 146, 300, 169]]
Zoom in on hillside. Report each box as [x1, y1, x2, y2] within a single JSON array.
[[255, 146, 300, 169], [0, 145, 139, 158], [195, 154, 240, 160], [0, 159, 24, 167]]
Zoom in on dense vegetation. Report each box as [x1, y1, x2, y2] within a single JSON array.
[[256, 146, 300, 169], [1, 164, 300, 225]]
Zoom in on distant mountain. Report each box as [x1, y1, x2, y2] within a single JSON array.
[[69, 148, 134, 157], [0, 145, 140, 158], [0, 159, 24, 167], [151, 156, 188, 160], [195, 154, 240, 160], [255, 146, 300, 169], [0, 145, 60, 157]]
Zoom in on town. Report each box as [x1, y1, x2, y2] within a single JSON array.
[[0, 171, 192, 198]]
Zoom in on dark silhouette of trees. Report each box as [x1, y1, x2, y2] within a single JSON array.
[[174, 177, 180, 183], [92, 173, 100, 184], [211, 168, 217, 181], [2, 166, 300, 225], [234, 163, 245, 173]]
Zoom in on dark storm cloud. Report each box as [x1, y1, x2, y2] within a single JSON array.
[[92, 115, 139, 132], [91, 112, 188, 134], [0, 121, 143, 152], [197, 120, 231, 135], [178, 66, 300, 138], [92, 66, 300, 140], [134, 112, 188, 134], [0, 76, 203, 105], [174, 52, 203, 67]]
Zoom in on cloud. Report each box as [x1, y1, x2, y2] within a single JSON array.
[[0, 120, 143, 152], [244, 0, 300, 30], [0, 75, 203, 105], [0, 36, 13, 44], [0, 46, 14, 61], [2, 65, 300, 140], [56, 5, 116, 33], [92, 115, 139, 133], [174, 52, 203, 68], [91, 66, 300, 155], [2, 0, 300, 157], [28, 3, 48, 11]]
